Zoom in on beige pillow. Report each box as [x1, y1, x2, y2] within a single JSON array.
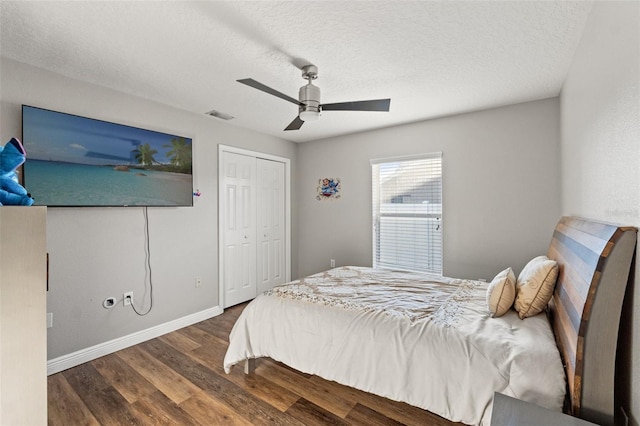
[[514, 256, 559, 319], [486, 267, 516, 317]]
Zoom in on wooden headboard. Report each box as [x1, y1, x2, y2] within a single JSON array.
[[547, 216, 637, 426]]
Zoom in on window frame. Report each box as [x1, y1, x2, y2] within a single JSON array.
[[370, 152, 443, 275]]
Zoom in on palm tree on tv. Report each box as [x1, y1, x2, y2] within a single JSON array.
[[164, 137, 192, 172], [132, 143, 158, 166]]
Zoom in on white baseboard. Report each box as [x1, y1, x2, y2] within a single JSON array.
[[47, 305, 223, 375]]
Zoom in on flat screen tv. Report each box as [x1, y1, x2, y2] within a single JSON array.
[[22, 105, 193, 207]]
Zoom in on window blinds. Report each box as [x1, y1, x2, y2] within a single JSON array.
[[371, 153, 442, 274]]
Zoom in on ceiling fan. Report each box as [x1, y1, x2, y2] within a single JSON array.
[[237, 65, 391, 131]]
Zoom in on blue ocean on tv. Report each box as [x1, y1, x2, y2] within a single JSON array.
[[25, 160, 193, 206]]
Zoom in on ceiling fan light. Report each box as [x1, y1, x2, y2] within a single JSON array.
[[299, 110, 320, 122]]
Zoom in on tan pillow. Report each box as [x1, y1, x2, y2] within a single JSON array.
[[486, 267, 516, 317], [514, 256, 559, 319]]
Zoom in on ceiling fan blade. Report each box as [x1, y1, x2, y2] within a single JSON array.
[[322, 98, 391, 112], [284, 116, 304, 131], [237, 78, 300, 105]]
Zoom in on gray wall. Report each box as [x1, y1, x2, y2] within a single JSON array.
[[297, 97, 561, 280], [0, 58, 298, 359], [560, 1, 640, 423]]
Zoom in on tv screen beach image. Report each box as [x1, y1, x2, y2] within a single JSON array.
[[22, 106, 193, 207]]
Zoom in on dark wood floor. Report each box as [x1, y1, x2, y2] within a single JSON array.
[[48, 302, 462, 425]]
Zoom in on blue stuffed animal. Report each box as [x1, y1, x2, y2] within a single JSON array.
[[0, 137, 34, 206]]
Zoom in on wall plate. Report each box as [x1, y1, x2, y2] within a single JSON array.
[[103, 297, 116, 309]]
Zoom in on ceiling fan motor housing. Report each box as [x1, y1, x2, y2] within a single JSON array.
[[298, 82, 321, 121]]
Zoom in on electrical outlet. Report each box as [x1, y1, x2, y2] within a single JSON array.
[[196, 276, 202, 288], [47, 313, 53, 328], [123, 291, 133, 306], [330, 259, 335, 268]]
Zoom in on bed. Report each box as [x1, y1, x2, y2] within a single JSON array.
[[223, 217, 637, 426]]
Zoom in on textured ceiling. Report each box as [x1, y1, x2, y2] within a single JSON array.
[[0, 1, 593, 143]]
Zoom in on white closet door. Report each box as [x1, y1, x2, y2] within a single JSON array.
[[256, 158, 286, 293], [222, 152, 257, 307]]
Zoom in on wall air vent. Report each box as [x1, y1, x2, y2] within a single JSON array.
[[205, 109, 234, 120]]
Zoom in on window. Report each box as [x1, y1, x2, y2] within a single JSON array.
[[371, 153, 442, 274]]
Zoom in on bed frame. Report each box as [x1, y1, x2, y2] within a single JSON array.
[[547, 216, 637, 426]]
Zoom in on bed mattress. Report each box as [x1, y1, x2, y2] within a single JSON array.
[[223, 266, 565, 425]]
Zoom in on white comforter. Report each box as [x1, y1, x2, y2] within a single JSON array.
[[223, 267, 565, 425]]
